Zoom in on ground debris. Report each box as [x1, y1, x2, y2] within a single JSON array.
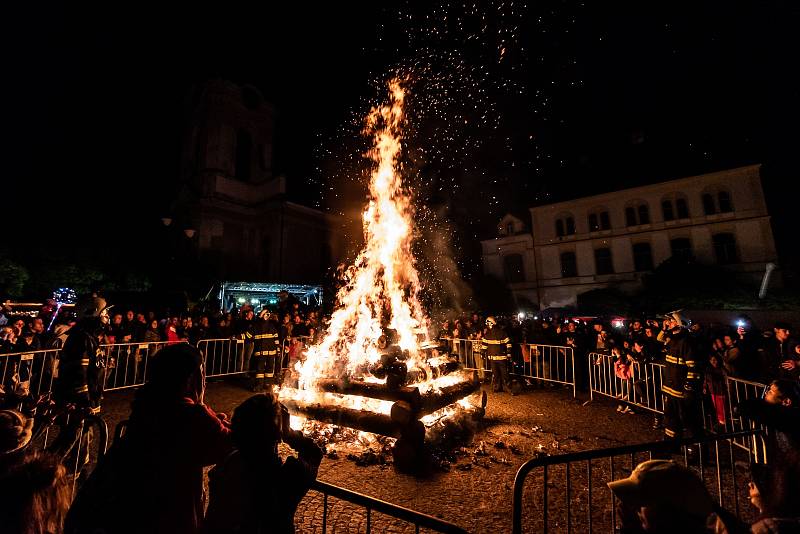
[[326, 450, 339, 460], [509, 445, 522, 455], [494, 441, 507, 449]]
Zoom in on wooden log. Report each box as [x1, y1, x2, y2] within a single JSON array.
[[315, 378, 422, 409], [281, 397, 403, 438], [418, 378, 482, 416]]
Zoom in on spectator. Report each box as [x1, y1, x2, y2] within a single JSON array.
[[165, 317, 181, 343], [608, 459, 734, 533], [703, 353, 727, 431], [66, 344, 233, 534], [737, 379, 800, 520], [291, 314, 309, 338], [613, 347, 635, 414], [762, 322, 796, 381], [143, 319, 162, 344], [205, 393, 323, 533], [0, 326, 16, 353], [0, 451, 71, 534]]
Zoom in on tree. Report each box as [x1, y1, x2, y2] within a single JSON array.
[[0, 260, 30, 298]]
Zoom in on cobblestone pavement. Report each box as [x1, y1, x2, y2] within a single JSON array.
[[101, 379, 662, 533]]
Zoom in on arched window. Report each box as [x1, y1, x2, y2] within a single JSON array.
[[637, 204, 650, 225], [560, 251, 577, 278], [702, 193, 717, 215], [594, 248, 614, 275], [718, 191, 733, 213], [625, 202, 650, 227], [713, 233, 738, 264], [661, 200, 675, 222], [632, 243, 654, 271], [588, 213, 599, 232], [625, 207, 637, 227], [235, 129, 253, 181], [555, 214, 575, 237], [588, 209, 611, 232], [675, 197, 689, 219], [503, 254, 525, 283]]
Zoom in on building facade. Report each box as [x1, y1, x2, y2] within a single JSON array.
[[482, 165, 778, 309], [168, 79, 344, 283]]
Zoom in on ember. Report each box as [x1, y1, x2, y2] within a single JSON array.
[[279, 79, 486, 472]]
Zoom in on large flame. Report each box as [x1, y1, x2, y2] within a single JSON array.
[[295, 79, 429, 391]]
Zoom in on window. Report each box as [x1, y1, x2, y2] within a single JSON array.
[[555, 215, 575, 237], [594, 248, 614, 275], [588, 213, 599, 232], [560, 252, 578, 278], [702, 193, 716, 215], [625, 207, 637, 227], [718, 191, 733, 213], [600, 211, 611, 230], [506, 222, 514, 235], [625, 202, 650, 226], [670, 238, 692, 261], [589, 210, 611, 232], [235, 129, 253, 181], [713, 233, 738, 264], [565, 217, 575, 235], [637, 204, 650, 225], [632, 243, 654, 272], [676, 197, 689, 219], [503, 254, 525, 283], [662, 200, 675, 222]]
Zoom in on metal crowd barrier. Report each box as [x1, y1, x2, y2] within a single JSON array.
[[101, 341, 179, 391], [724, 376, 768, 462], [308, 480, 468, 533], [0, 348, 61, 403], [588, 352, 665, 414], [519, 343, 576, 397], [512, 429, 765, 534], [197, 338, 246, 378], [442, 338, 577, 395]]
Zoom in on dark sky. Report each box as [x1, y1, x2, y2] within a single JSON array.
[[6, 1, 800, 275]]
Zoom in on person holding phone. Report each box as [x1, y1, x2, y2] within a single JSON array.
[[205, 393, 323, 534]]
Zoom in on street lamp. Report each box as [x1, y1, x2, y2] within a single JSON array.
[[184, 228, 196, 239], [161, 217, 173, 227]]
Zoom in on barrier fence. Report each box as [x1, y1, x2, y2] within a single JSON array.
[[101, 341, 178, 391], [0, 348, 60, 402], [512, 429, 765, 534], [442, 338, 577, 396], [724, 376, 769, 463], [588, 352, 666, 414]]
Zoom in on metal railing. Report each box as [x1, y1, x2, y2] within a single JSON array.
[[197, 338, 246, 378], [441, 338, 576, 395], [0, 348, 60, 402], [307, 480, 468, 533], [518, 343, 576, 397], [588, 352, 666, 414], [101, 341, 179, 391], [724, 376, 768, 462], [512, 429, 765, 534]]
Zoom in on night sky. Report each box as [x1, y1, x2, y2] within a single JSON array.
[[6, 1, 800, 282]]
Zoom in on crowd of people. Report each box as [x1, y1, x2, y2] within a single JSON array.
[[1, 296, 799, 533]]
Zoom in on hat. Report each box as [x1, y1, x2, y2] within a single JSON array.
[[663, 310, 690, 328], [774, 321, 791, 331], [607, 460, 714, 518]]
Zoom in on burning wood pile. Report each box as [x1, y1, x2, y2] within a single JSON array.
[[278, 80, 487, 472]]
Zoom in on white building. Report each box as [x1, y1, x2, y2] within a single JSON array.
[[481, 165, 778, 309]]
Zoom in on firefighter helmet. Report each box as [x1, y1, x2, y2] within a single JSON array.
[[664, 310, 690, 328], [75, 297, 113, 325], [485, 316, 497, 328]]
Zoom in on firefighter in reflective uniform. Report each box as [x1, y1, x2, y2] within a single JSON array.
[[661, 311, 704, 440], [51, 296, 110, 472], [251, 309, 280, 391], [482, 316, 515, 394], [237, 308, 256, 375]]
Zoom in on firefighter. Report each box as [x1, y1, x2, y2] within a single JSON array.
[[251, 309, 280, 391], [50, 296, 110, 473], [482, 316, 515, 394], [661, 310, 704, 441], [236, 308, 256, 377]]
